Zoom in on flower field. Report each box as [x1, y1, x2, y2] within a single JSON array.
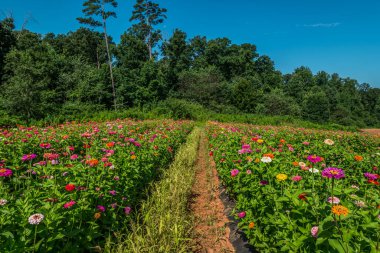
[[207, 122, 380, 252], [0, 119, 193, 252]]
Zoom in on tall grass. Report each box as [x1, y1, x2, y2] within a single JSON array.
[[106, 127, 201, 253]]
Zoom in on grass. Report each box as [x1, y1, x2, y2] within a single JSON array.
[[106, 127, 201, 253]]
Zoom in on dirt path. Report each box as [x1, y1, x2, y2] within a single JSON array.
[[361, 129, 380, 137], [190, 132, 235, 253]]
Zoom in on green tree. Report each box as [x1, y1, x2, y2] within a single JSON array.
[[162, 29, 191, 90], [130, 0, 167, 60], [302, 87, 330, 122], [0, 17, 16, 84], [77, 0, 118, 110]]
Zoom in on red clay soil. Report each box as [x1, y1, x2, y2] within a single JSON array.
[[361, 129, 380, 137], [190, 134, 235, 253]]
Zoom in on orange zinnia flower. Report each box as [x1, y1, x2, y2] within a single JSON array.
[[332, 205, 349, 216], [94, 212, 101, 219], [106, 142, 115, 148], [354, 155, 363, 161], [292, 161, 299, 166], [263, 153, 274, 159], [131, 155, 137, 160], [280, 139, 286, 143], [86, 159, 99, 167], [249, 222, 255, 229]]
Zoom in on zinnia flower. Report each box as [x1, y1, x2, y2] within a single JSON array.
[[109, 190, 116, 196], [276, 174, 288, 181], [291, 175, 302, 182], [238, 211, 246, 218], [97, 205, 106, 212], [327, 197, 340, 204], [22, 154, 37, 162], [322, 168, 345, 179], [260, 180, 268, 185], [354, 200, 366, 208], [94, 212, 101, 219], [311, 226, 319, 238], [307, 155, 322, 163], [28, 213, 44, 225], [0, 199, 7, 206], [63, 200, 76, 209], [309, 168, 319, 173], [86, 159, 99, 167], [65, 184, 76, 192], [238, 144, 252, 154], [364, 173, 379, 181], [0, 168, 12, 177], [249, 222, 255, 229], [331, 205, 349, 216], [261, 157, 272, 163], [354, 155, 363, 161], [246, 170, 252, 174], [124, 206, 132, 215], [298, 193, 307, 201], [324, 139, 334, 145], [230, 169, 239, 177]]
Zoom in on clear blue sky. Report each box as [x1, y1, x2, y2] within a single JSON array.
[[1, 0, 380, 87]]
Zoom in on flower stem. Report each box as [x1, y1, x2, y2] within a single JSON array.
[[33, 225, 37, 253]]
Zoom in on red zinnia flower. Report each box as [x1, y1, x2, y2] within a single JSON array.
[[65, 184, 76, 192], [298, 193, 307, 201]]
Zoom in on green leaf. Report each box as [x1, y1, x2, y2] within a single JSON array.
[[328, 239, 347, 253]]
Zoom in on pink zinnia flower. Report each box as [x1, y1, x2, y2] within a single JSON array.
[[0, 168, 12, 177], [97, 205, 106, 212], [364, 173, 378, 181], [70, 154, 79, 160], [322, 168, 345, 179], [311, 226, 318, 238], [291, 175, 302, 182], [28, 213, 44, 225], [22, 154, 37, 162], [63, 200, 76, 209], [307, 155, 322, 163], [238, 211, 246, 218], [109, 190, 116, 196], [40, 143, 51, 149], [124, 206, 131, 215], [231, 169, 239, 177], [246, 170, 252, 175], [327, 197, 340, 204]]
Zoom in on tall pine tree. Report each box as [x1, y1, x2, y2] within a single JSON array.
[[130, 0, 167, 60], [77, 0, 118, 110]]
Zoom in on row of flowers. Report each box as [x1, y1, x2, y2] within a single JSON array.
[[207, 122, 380, 252], [0, 119, 193, 252]]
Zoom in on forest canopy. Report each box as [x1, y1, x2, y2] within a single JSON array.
[[0, 0, 379, 127]]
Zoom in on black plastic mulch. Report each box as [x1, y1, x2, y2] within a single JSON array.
[[219, 184, 259, 253]]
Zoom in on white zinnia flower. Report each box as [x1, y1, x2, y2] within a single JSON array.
[[0, 199, 7, 206], [28, 213, 44, 225], [309, 168, 319, 173], [261, 157, 272, 163], [324, 139, 335, 145]]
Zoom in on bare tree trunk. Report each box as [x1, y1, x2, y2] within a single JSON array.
[[96, 46, 100, 69], [102, 5, 117, 111]]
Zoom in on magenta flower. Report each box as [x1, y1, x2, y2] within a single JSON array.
[[97, 205, 106, 212], [111, 203, 117, 209], [40, 143, 51, 149], [63, 200, 76, 209], [124, 206, 131, 215], [311, 226, 319, 238], [238, 211, 246, 218], [291, 175, 302, 182], [321, 168, 345, 179], [238, 144, 252, 154], [70, 154, 78, 160], [109, 190, 116, 196], [307, 155, 322, 163], [231, 169, 239, 177], [22, 154, 37, 162], [260, 180, 268, 185], [0, 168, 12, 177], [364, 173, 379, 181]]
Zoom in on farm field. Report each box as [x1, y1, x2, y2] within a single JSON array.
[[0, 119, 193, 252], [207, 122, 380, 252], [1, 119, 380, 253]]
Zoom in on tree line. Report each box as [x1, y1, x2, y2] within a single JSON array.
[[0, 0, 379, 127]]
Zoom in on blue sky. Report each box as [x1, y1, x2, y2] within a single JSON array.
[[1, 0, 380, 87]]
